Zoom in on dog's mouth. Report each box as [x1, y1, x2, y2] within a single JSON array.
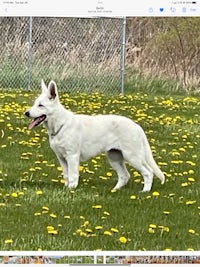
[[28, 115, 46, 130]]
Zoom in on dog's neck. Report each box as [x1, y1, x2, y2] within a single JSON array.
[[44, 105, 73, 138], [44, 120, 64, 137], [50, 123, 64, 137]]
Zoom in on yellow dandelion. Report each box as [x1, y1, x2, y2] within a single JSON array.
[[50, 213, 57, 218], [134, 179, 141, 183], [35, 190, 43, 195], [119, 236, 127, 243], [188, 170, 194, 174], [111, 228, 119, 233], [152, 191, 160, 196], [188, 229, 195, 234], [11, 192, 18, 198], [64, 215, 71, 219], [85, 228, 93, 233], [95, 226, 103, 230], [163, 211, 170, 215], [42, 206, 49, 211], [42, 210, 48, 214], [79, 166, 84, 172], [92, 205, 102, 209], [186, 161, 196, 166], [158, 162, 168, 166], [130, 195, 136, 200], [82, 220, 89, 227], [4, 239, 13, 244], [51, 179, 59, 183], [149, 224, 157, 229], [34, 212, 41, 216], [186, 200, 196, 205], [104, 231, 112, 236], [163, 226, 170, 232], [188, 177, 195, 182], [148, 228, 155, 234], [48, 230, 58, 235], [181, 182, 188, 187], [85, 169, 94, 174], [111, 189, 117, 193], [47, 226, 54, 231], [99, 176, 108, 180], [80, 231, 87, 237], [1, 145, 7, 148]]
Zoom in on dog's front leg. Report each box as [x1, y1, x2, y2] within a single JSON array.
[[66, 154, 80, 189], [56, 155, 69, 186]]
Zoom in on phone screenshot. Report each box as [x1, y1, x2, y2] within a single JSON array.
[[0, 0, 200, 266]]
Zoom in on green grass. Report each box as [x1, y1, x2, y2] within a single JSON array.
[[125, 68, 198, 95], [0, 88, 200, 251], [0, 59, 120, 93]]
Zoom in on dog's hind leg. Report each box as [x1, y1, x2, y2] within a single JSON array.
[[106, 149, 130, 190], [140, 163, 154, 192], [124, 154, 154, 192]]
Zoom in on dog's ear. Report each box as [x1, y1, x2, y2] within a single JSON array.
[[41, 79, 48, 93], [48, 81, 58, 100]]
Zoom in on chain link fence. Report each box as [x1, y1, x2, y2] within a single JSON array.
[[0, 17, 125, 93]]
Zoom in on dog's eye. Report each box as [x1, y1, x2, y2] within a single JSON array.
[[39, 104, 44, 107]]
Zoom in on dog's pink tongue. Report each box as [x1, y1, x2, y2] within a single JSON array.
[[28, 118, 39, 130], [28, 121, 36, 130]]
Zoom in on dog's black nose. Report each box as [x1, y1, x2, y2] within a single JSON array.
[[25, 111, 30, 117]]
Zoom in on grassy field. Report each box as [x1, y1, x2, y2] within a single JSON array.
[[0, 88, 200, 251]]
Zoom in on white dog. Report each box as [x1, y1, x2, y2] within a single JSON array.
[[25, 80, 165, 192]]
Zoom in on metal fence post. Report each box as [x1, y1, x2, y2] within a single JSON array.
[[0, 17, 123, 93], [27, 17, 33, 90], [120, 17, 126, 95]]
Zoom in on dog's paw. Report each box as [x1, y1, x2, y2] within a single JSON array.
[[113, 179, 129, 190], [140, 187, 151, 193], [140, 189, 150, 193], [68, 182, 78, 189], [64, 178, 78, 188], [64, 180, 69, 187]]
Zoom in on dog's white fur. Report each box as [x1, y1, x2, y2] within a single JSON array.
[[25, 80, 165, 192]]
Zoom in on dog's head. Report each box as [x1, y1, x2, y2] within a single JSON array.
[[25, 80, 59, 130]]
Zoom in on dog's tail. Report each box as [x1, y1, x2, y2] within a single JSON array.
[[144, 136, 165, 184]]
